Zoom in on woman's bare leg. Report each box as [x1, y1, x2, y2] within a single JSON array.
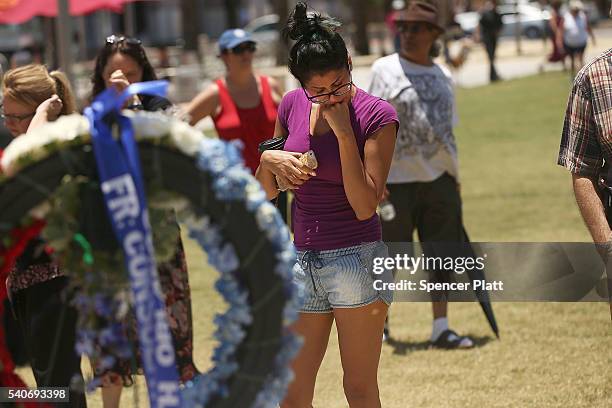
[[281, 312, 334, 408], [101, 384, 122, 408], [334, 301, 388, 408]]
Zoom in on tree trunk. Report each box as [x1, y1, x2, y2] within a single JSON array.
[[180, 0, 199, 53], [353, 0, 370, 55], [384, 0, 393, 13], [274, 0, 289, 66], [594, 0, 610, 15], [225, 0, 240, 28]]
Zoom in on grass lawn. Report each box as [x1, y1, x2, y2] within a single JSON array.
[[16, 72, 611, 407], [457, 72, 589, 242]]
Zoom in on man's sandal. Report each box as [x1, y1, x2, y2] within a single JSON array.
[[430, 329, 474, 349]]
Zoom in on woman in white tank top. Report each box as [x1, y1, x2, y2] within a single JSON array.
[[559, 1, 596, 75]]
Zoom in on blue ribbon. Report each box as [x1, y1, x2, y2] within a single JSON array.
[[84, 81, 182, 408]]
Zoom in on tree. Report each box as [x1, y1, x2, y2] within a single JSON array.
[[353, 0, 371, 55], [180, 0, 199, 53], [594, 0, 611, 15], [274, 0, 289, 66], [225, 0, 240, 28]]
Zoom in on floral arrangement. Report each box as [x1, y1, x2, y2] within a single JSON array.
[[0, 109, 302, 407]]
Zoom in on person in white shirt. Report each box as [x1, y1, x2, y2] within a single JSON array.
[[369, 1, 474, 349], [559, 0, 596, 76]]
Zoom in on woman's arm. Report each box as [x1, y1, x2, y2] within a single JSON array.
[[586, 20, 596, 45], [255, 150, 281, 200], [185, 83, 220, 126], [556, 19, 565, 50], [322, 101, 396, 220], [549, 14, 558, 35], [255, 119, 313, 200], [27, 95, 63, 134], [267, 76, 284, 106], [255, 121, 286, 201]]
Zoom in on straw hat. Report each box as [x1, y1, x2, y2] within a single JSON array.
[[394, 1, 445, 32], [569, 0, 584, 11]]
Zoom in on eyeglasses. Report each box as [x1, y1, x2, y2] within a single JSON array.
[[106, 35, 142, 46], [0, 110, 36, 122], [303, 79, 353, 104], [225, 42, 257, 55]]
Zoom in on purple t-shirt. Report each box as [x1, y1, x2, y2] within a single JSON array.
[[278, 87, 399, 251]]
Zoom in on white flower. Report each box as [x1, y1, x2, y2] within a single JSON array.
[[169, 120, 205, 157], [124, 111, 204, 157], [1, 114, 89, 175], [1, 112, 207, 175], [126, 110, 172, 138]]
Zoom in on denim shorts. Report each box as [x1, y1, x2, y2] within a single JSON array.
[[294, 241, 394, 313]]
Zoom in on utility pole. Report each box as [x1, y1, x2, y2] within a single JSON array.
[[514, 1, 522, 55], [274, 0, 289, 66], [353, 0, 370, 55], [56, 0, 74, 88], [225, 0, 240, 28], [124, 1, 136, 37], [180, 0, 200, 57]]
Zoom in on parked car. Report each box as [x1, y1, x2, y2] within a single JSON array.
[[242, 11, 319, 60], [456, 4, 550, 39], [243, 14, 280, 59], [499, 4, 551, 39]]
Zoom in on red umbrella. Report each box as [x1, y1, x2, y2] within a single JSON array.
[[0, 0, 140, 24]]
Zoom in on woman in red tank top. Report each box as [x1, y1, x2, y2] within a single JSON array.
[[186, 29, 283, 174]]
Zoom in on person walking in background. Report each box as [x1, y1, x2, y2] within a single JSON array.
[[438, 0, 471, 70], [1, 64, 86, 408], [547, 0, 566, 69], [369, 1, 474, 349], [476, 0, 503, 82], [557, 3, 612, 319], [91, 35, 198, 407], [185, 29, 286, 217], [559, 1, 596, 77], [256, 3, 398, 406]]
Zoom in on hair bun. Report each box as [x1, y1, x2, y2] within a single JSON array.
[[293, 1, 308, 23], [284, 2, 341, 42]]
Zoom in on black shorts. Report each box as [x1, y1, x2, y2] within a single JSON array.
[[563, 42, 586, 56], [382, 173, 465, 293]]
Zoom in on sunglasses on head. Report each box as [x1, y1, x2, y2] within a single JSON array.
[[225, 42, 257, 55], [106, 35, 142, 46]]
